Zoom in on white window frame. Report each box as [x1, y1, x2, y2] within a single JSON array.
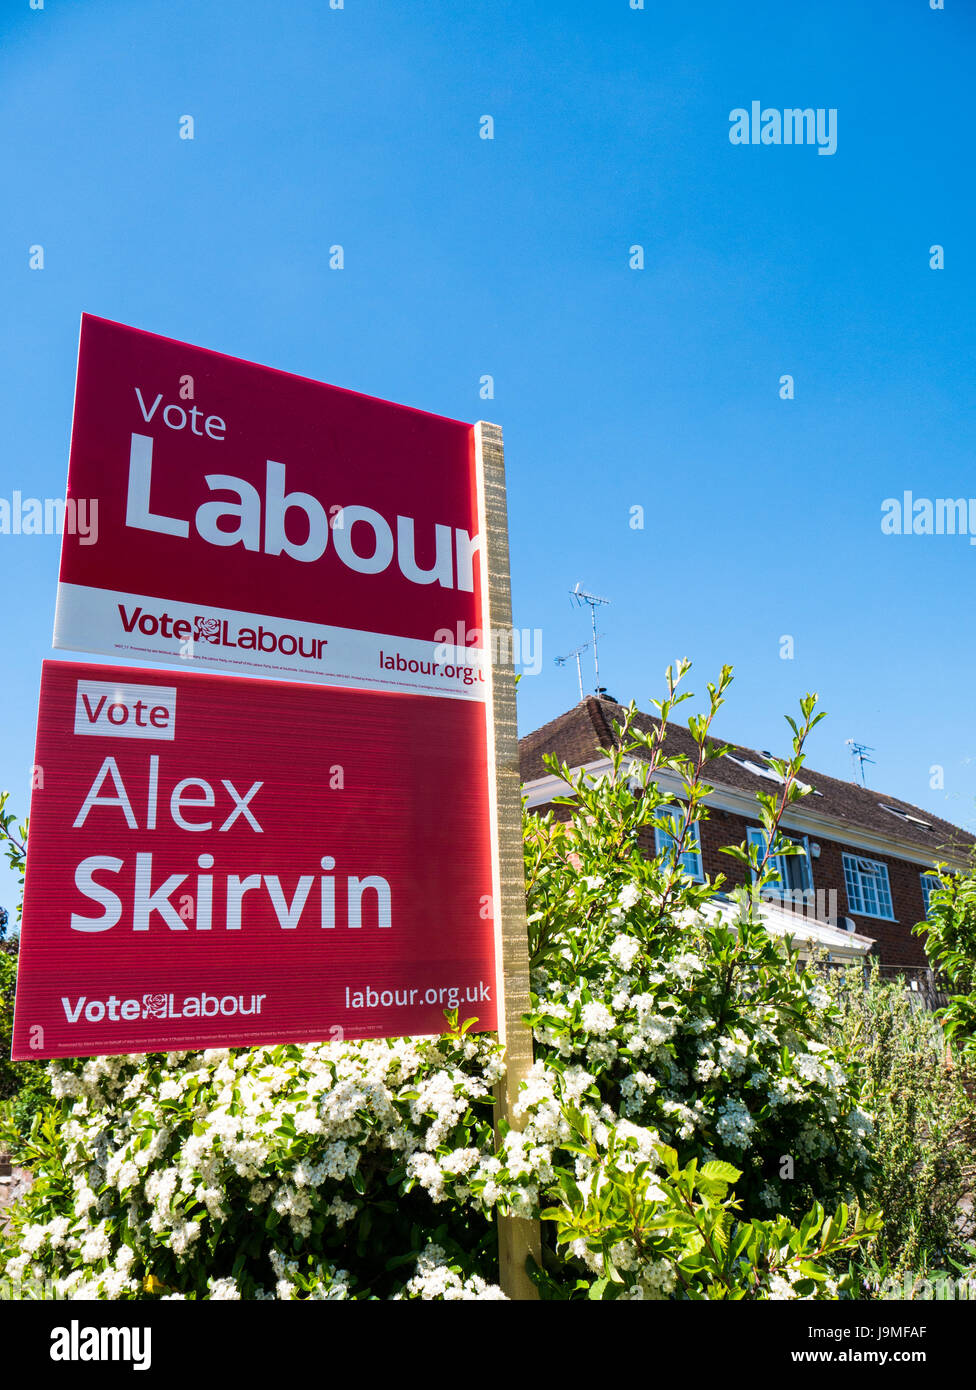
[[746, 827, 813, 896], [842, 853, 895, 921], [920, 872, 942, 915], [654, 806, 704, 882]]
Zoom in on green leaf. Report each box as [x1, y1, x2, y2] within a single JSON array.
[[700, 1160, 741, 1184]]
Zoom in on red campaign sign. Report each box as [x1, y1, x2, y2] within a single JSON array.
[[12, 661, 497, 1059], [54, 315, 488, 698]]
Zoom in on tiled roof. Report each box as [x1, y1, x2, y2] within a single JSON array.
[[518, 696, 976, 860]]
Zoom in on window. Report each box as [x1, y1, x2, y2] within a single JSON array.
[[746, 827, 813, 895], [920, 872, 942, 914], [842, 854, 894, 921], [654, 807, 703, 882]]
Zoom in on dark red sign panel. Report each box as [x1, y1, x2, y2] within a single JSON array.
[[54, 315, 487, 696], [12, 661, 496, 1058]]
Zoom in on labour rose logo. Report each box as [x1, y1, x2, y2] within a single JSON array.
[[194, 616, 221, 644], [142, 993, 168, 1019]]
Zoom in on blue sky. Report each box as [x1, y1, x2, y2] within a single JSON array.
[[1, 0, 974, 920]]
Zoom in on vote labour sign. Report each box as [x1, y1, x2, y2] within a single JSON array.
[[54, 315, 487, 697], [11, 661, 497, 1058]]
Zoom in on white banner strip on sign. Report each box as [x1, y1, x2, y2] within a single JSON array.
[[53, 582, 489, 701]]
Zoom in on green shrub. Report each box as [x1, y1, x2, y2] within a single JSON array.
[[540, 1110, 879, 1300], [829, 961, 976, 1290], [0, 939, 52, 1141], [0, 790, 26, 929], [0, 794, 48, 1139], [521, 674, 873, 1227], [914, 861, 976, 1057]]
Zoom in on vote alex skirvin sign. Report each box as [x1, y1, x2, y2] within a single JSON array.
[[12, 315, 517, 1062], [12, 661, 495, 1057]]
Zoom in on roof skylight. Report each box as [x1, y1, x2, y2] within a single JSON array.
[[879, 804, 932, 830]]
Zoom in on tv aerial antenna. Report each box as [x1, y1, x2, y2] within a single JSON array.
[[569, 583, 610, 692], [554, 635, 606, 702], [845, 739, 876, 787]]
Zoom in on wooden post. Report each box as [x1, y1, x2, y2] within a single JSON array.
[[474, 420, 541, 1301]]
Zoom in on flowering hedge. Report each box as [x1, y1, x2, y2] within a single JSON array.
[[3, 1028, 509, 1300], [0, 666, 881, 1298]]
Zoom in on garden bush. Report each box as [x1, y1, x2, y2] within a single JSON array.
[[0, 796, 50, 1140], [831, 961, 975, 1282], [914, 860, 976, 1058], [0, 938, 52, 1139]]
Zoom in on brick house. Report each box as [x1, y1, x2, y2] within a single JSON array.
[[519, 695, 976, 974]]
